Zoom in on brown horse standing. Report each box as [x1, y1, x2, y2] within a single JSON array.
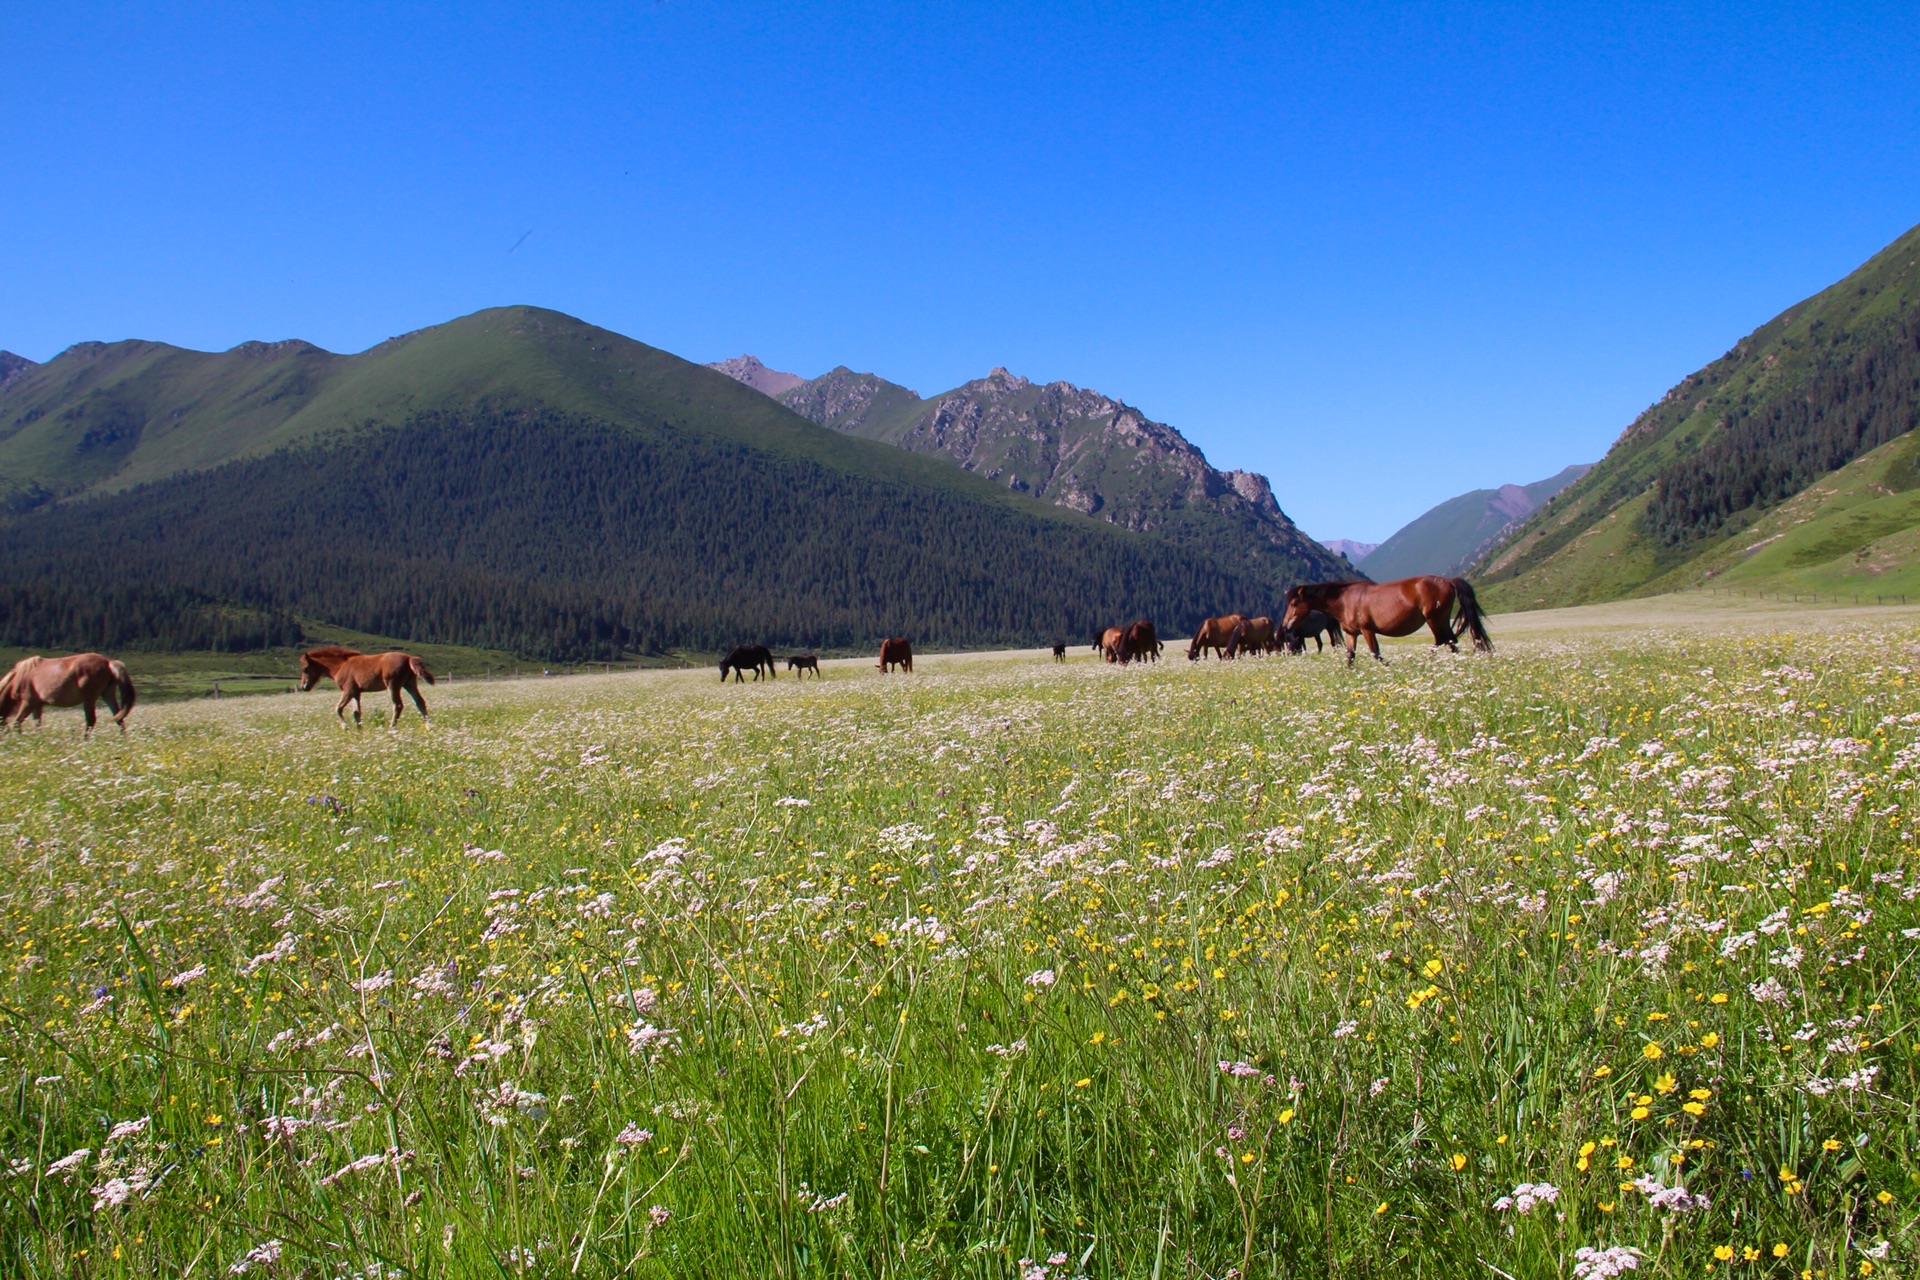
[[299, 645, 436, 727], [0, 654, 136, 734], [1121, 619, 1160, 664], [1283, 576, 1492, 666], [1187, 614, 1246, 661], [877, 638, 914, 673], [1098, 626, 1125, 663]]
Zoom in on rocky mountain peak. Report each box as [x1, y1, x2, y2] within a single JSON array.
[[0, 351, 36, 391], [705, 355, 808, 398]]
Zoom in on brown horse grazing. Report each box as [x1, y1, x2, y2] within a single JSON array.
[[299, 645, 436, 727], [877, 638, 913, 673], [0, 654, 136, 735], [1098, 626, 1125, 663], [1283, 576, 1492, 666], [1121, 619, 1160, 664], [1239, 616, 1277, 655], [1187, 614, 1246, 661]]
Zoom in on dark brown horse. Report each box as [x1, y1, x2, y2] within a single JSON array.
[[1187, 614, 1246, 661], [299, 646, 436, 727], [1240, 616, 1277, 655], [877, 638, 913, 673], [1051, 643, 1067, 662], [1280, 609, 1344, 654], [1283, 576, 1492, 666], [1121, 619, 1160, 664], [721, 645, 776, 682], [0, 653, 136, 734], [787, 654, 821, 679]]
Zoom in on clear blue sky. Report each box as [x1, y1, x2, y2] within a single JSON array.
[[5, 3, 1918, 542]]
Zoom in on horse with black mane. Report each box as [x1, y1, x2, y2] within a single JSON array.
[[787, 654, 821, 679], [1282, 576, 1492, 666], [1051, 643, 1067, 662], [721, 645, 777, 682], [0, 653, 137, 735]]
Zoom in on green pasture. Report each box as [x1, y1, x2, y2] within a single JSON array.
[[0, 607, 1915, 1277]]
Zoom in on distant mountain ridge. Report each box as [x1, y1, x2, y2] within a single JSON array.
[[708, 357, 1351, 587], [0, 307, 1326, 659], [1322, 539, 1377, 562], [1359, 464, 1590, 581], [1474, 220, 1920, 608]]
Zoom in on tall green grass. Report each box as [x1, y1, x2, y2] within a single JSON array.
[[0, 635, 1913, 1277]]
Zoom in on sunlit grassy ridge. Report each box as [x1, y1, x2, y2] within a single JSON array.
[[0, 638, 1915, 1277]]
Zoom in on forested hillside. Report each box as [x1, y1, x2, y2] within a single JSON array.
[[0, 308, 1338, 658], [1475, 221, 1920, 608], [0, 412, 1288, 660]]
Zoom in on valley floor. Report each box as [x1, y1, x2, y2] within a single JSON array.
[[0, 611, 1914, 1276]]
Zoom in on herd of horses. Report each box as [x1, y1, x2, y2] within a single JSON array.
[[0, 576, 1490, 734]]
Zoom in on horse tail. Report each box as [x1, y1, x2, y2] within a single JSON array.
[[1449, 579, 1494, 653], [110, 660, 137, 723], [410, 656, 438, 685]]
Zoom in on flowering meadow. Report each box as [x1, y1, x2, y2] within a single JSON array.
[[0, 632, 1915, 1278]]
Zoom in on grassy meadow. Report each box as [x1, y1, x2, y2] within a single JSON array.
[[0, 617, 1916, 1277]]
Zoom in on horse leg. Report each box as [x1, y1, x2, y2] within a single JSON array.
[[83, 697, 97, 737], [407, 680, 429, 723], [1428, 611, 1458, 652], [1365, 628, 1385, 663], [103, 688, 125, 733], [334, 689, 353, 726], [390, 684, 406, 727]]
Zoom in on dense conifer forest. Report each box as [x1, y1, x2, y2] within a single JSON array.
[[1643, 315, 1920, 546], [0, 412, 1288, 660]]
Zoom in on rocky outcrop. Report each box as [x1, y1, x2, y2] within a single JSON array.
[[0, 351, 36, 392], [779, 363, 1353, 587], [705, 355, 807, 398]]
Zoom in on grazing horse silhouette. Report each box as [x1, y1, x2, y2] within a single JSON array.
[[787, 654, 821, 679], [1187, 614, 1246, 660], [1051, 643, 1067, 661], [877, 638, 913, 673], [721, 645, 776, 682], [1283, 576, 1492, 666], [299, 646, 435, 727], [0, 653, 136, 735], [1280, 609, 1344, 654], [1121, 619, 1160, 664]]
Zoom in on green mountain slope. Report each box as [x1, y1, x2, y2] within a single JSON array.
[[0, 309, 1310, 659], [757, 364, 1350, 586], [1475, 221, 1920, 608], [1360, 464, 1588, 580]]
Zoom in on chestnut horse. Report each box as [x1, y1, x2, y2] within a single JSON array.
[[299, 645, 436, 727], [1283, 576, 1492, 666], [1098, 626, 1125, 663], [877, 638, 914, 673], [0, 653, 136, 734], [1187, 614, 1246, 660]]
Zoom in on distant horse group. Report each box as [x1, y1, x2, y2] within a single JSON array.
[[1093, 619, 1161, 664], [0, 576, 1491, 738]]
